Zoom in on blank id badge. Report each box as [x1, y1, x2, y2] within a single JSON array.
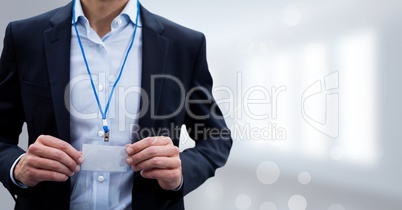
[[81, 144, 128, 172]]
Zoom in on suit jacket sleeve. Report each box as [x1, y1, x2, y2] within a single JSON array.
[[180, 35, 233, 196], [0, 22, 27, 197]]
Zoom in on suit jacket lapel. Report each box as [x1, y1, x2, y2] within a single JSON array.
[[138, 6, 169, 132], [44, 3, 73, 142]]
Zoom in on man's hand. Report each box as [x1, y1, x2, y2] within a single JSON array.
[[126, 136, 182, 191], [13, 135, 83, 187]]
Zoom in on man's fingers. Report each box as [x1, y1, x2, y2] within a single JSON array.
[[125, 136, 182, 191], [126, 145, 179, 166], [36, 135, 83, 164], [23, 167, 69, 187], [15, 155, 70, 187], [14, 135, 82, 187], [126, 137, 172, 155], [131, 156, 181, 172], [26, 155, 76, 177], [141, 168, 181, 180], [28, 141, 80, 173]]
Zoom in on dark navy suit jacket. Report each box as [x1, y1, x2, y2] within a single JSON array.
[[0, 2, 232, 210]]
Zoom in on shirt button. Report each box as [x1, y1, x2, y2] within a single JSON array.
[[98, 130, 104, 137], [98, 85, 104, 92], [116, 19, 122, 25], [98, 44, 103, 48], [98, 175, 105, 183], [108, 75, 116, 83]]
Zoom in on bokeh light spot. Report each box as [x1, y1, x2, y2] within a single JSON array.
[[288, 194, 307, 210], [235, 194, 252, 210], [298, 171, 312, 185], [256, 161, 280, 185]]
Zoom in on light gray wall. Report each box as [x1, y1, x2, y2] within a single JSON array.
[[1, 0, 402, 209]]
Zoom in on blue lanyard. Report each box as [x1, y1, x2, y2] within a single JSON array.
[[72, 0, 141, 141]]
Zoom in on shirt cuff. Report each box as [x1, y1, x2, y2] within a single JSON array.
[[10, 153, 28, 189], [172, 176, 183, 191]]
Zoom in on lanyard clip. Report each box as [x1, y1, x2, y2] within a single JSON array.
[[104, 131, 110, 142], [103, 119, 109, 142]]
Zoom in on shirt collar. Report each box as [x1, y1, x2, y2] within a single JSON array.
[[72, 0, 139, 25]]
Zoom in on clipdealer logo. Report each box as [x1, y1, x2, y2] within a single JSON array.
[[64, 71, 340, 141]]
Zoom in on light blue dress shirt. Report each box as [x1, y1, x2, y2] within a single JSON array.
[[69, 0, 142, 209]]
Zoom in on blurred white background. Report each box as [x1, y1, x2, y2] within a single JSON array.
[[1, 0, 402, 209]]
